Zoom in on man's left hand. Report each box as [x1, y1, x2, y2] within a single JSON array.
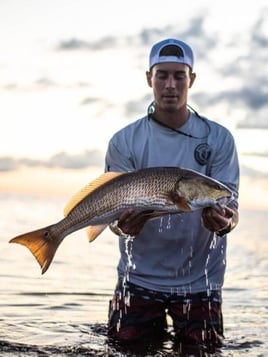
[[202, 206, 238, 236]]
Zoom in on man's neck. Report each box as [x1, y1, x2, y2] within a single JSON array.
[[153, 107, 190, 129]]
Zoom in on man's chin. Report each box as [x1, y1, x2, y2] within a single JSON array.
[[163, 104, 178, 113]]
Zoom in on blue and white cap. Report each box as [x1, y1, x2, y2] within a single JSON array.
[[149, 38, 194, 70]]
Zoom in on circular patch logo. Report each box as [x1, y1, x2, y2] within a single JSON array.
[[194, 143, 212, 165]]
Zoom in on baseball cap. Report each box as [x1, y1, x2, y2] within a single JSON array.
[[149, 38, 194, 70]]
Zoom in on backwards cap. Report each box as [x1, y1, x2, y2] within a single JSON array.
[[149, 38, 194, 70]]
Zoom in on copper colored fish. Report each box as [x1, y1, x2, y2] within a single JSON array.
[[9, 167, 233, 274]]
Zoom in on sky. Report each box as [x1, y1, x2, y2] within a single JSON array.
[[0, 0, 268, 174]]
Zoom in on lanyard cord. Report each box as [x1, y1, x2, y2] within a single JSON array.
[[147, 101, 211, 139]]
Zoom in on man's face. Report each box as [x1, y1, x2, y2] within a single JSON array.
[[146, 62, 196, 113]]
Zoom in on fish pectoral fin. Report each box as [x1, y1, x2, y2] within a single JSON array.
[[9, 226, 61, 274], [87, 224, 108, 242], [64, 172, 126, 216]]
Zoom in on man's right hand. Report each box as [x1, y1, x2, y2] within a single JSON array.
[[116, 209, 155, 236]]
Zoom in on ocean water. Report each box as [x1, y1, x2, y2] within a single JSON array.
[[0, 192, 267, 356]]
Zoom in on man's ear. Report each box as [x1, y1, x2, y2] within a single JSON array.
[[146, 71, 152, 88], [189, 72, 196, 88]]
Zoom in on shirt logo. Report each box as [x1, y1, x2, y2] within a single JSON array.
[[194, 143, 212, 165]]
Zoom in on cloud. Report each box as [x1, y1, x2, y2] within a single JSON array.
[[251, 15, 268, 48], [55, 15, 212, 58], [80, 97, 102, 105], [34, 77, 58, 88], [1, 76, 92, 92], [237, 114, 268, 129], [0, 150, 104, 172], [57, 38, 90, 50], [0, 157, 18, 171], [3, 83, 19, 90], [192, 86, 267, 110], [57, 36, 118, 51], [47, 150, 103, 169], [124, 94, 153, 118], [240, 164, 268, 179]]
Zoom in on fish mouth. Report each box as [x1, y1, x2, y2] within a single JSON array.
[[215, 195, 233, 211], [187, 194, 233, 211]]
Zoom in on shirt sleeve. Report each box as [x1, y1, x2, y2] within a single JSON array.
[[209, 128, 240, 208], [104, 134, 136, 173]]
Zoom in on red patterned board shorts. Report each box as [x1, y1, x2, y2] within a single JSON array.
[[108, 280, 224, 347]]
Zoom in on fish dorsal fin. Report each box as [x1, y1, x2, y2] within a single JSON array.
[[63, 171, 126, 216]]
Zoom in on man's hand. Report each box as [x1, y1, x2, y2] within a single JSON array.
[[116, 209, 154, 236], [202, 206, 239, 236]]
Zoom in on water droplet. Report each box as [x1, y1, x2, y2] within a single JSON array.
[[159, 216, 163, 232], [166, 214, 172, 229]]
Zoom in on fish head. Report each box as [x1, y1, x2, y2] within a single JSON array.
[[174, 169, 233, 211]]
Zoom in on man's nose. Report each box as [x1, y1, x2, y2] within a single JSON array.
[[165, 75, 176, 88]]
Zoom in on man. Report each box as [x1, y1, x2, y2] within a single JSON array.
[[105, 38, 239, 348]]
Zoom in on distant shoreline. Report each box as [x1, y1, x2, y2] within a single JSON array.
[[0, 166, 267, 210]]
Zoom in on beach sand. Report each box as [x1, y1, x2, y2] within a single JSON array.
[[0, 166, 267, 210]]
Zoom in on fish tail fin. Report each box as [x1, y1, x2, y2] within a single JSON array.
[[9, 226, 61, 274]]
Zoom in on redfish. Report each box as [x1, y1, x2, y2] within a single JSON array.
[[9, 167, 233, 274]]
